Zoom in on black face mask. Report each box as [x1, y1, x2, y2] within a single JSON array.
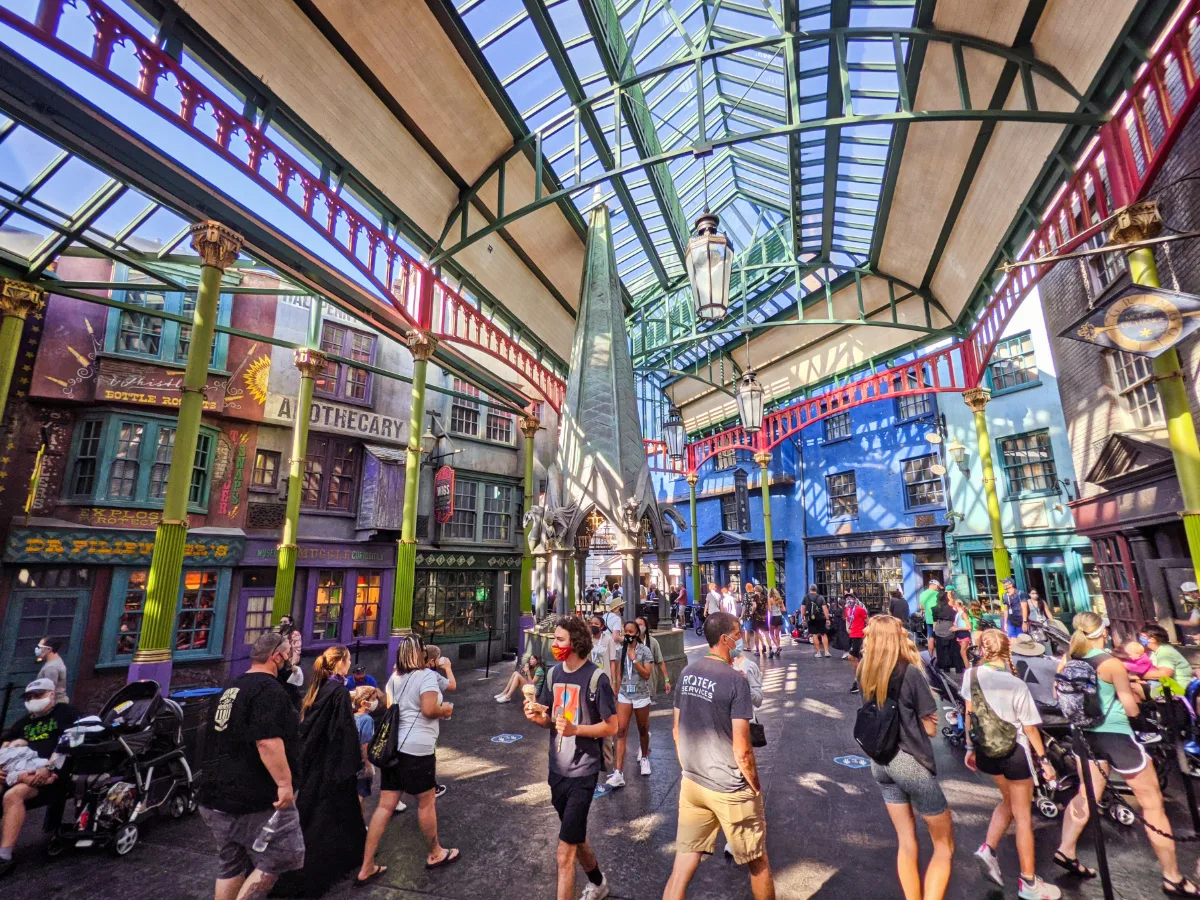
[[623, 633, 638, 646], [590, 626, 602, 637]]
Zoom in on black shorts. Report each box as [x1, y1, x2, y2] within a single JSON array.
[[975, 744, 1032, 781], [380, 751, 437, 796], [808, 618, 825, 633], [1084, 730, 1150, 775], [548, 772, 598, 845], [848, 637, 863, 657]]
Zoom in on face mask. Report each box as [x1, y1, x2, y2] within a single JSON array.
[[367, 700, 379, 712], [590, 626, 601, 637], [624, 633, 638, 646], [1139, 636, 1150, 647], [552, 644, 571, 662], [728, 638, 744, 659], [35, 645, 48, 660], [25, 697, 52, 715]]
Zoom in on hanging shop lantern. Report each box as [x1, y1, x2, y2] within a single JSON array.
[[663, 407, 687, 461], [736, 370, 765, 433], [947, 437, 967, 466], [686, 212, 733, 321]]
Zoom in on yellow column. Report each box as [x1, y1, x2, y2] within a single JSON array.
[[0, 279, 45, 427], [519, 414, 540, 614], [687, 473, 701, 606], [753, 451, 777, 590], [962, 387, 1012, 581]]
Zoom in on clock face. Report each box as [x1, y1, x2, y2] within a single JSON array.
[[1104, 292, 1184, 352]]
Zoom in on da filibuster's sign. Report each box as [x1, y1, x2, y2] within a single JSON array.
[[1062, 284, 1200, 357]]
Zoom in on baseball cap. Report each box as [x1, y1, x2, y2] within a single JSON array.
[[1183, 582, 1199, 593], [23, 677, 54, 697], [1002, 577, 1016, 586]]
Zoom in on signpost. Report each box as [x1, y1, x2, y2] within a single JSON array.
[[1062, 284, 1200, 357], [434, 465, 456, 525]]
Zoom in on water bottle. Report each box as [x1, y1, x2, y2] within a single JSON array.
[[252, 809, 284, 853]]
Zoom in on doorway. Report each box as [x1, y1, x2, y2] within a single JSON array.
[[231, 569, 276, 677], [1023, 553, 1071, 625]]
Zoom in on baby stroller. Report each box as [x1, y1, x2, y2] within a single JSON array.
[[922, 652, 967, 748], [49, 681, 196, 857]]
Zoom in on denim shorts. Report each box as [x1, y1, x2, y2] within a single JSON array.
[[871, 750, 948, 817], [199, 804, 305, 880]]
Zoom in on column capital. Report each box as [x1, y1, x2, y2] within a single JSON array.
[[962, 386, 991, 413], [292, 347, 328, 378], [1109, 200, 1163, 244], [520, 416, 541, 439], [188, 220, 244, 271], [753, 451, 772, 468], [405, 329, 438, 361], [0, 279, 46, 320], [685, 472, 698, 486]]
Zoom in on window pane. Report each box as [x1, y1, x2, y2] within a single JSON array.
[[107, 422, 144, 497], [176, 569, 218, 652], [72, 419, 103, 495], [1000, 430, 1057, 494], [312, 569, 343, 641], [326, 441, 360, 511], [715, 448, 737, 470], [486, 411, 513, 443], [824, 411, 850, 441], [189, 432, 213, 505], [302, 437, 326, 507], [444, 480, 478, 539], [902, 454, 944, 507], [482, 484, 512, 541], [149, 427, 174, 499], [413, 570, 493, 638], [252, 450, 279, 488], [450, 378, 481, 436], [721, 494, 739, 530], [115, 569, 148, 656], [989, 333, 1038, 391], [243, 592, 274, 645], [827, 471, 857, 517], [353, 571, 381, 639]]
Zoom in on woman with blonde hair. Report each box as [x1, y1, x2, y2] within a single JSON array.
[[962, 630, 1060, 899], [358, 635, 458, 886], [276, 645, 365, 896], [1053, 612, 1197, 895], [766, 588, 786, 658], [858, 615, 955, 900]]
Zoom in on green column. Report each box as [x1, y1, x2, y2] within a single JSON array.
[[687, 473, 701, 606], [754, 451, 777, 590], [272, 346, 327, 624], [391, 331, 437, 640], [566, 555, 576, 612], [519, 415, 539, 615], [129, 222, 242, 684], [0, 280, 45, 427], [963, 387, 1012, 582]]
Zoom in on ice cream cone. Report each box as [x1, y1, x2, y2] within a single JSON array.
[[521, 684, 537, 704]]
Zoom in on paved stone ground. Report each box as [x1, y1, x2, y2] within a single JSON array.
[[5, 632, 1198, 898]]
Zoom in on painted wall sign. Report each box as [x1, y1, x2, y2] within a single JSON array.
[[4, 528, 245, 565], [77, 508, 164, 528], [434, 466, 455, 525], [266, 392, 406, 444], [1062, 284, 1200, 357], [246, 541, 395, 567]]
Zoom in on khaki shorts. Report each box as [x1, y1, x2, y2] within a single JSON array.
[[675, 777, 765, 865]]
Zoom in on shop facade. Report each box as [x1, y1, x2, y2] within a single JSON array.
[[806, 527, 946, 612]]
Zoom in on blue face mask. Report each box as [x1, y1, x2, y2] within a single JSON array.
[[1139, 636, 1150, 647], [729, 638, 744, 659]]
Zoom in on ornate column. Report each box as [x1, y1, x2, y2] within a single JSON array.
[[687, 473, 701, 608], [620, 548, 640, 624], [962, 386, 1012, 582], [1114, 202, 1200, 578], [519, 414, 539, 615], [656, 550, 672, 623], [272, 347, 327, 623], [754, 451, 778, 590], [389, 330, 437, 658], [533, 553, 548, 620], [565, 554, 576, 613], [128, 221, 241, 685], [0, 279, 45, 427], [575, 549, 588, 614]]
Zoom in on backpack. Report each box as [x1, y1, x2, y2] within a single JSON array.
[[367, 703, 402, 768], [545, 663, 609, 771], [1055, 654, 1113, 728], [967, 668, 1018, 758], [854, 661, 908, 764], [932, 616, 954, 639], [908, 611, 927, 635]]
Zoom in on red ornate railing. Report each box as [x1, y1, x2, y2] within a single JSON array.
[[0, 0, 567, 410]]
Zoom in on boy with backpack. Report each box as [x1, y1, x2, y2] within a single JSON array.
[[524, 616, 618, 900]]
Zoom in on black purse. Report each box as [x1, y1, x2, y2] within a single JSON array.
[[749, 718, 767, 748]]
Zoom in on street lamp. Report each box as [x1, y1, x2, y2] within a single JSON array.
[[686, 212, 733, 321], [737, 370, 764, 433], [946, 436, 967, 468], [663, 407, 687, 461], [421, 428, 438, 456]]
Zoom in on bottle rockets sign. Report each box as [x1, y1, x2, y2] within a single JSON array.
[[1062, 284, 1200, 357], [434, 465, 455, 525]]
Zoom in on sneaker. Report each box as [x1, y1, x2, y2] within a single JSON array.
[[605, 771, 626, 789], [435, 784, 447, 798], [0, 858, 15, 879], [841, 652, 850, 660], [579, 876, 610, 900], [1018, 875, 1062, 899], [974, 843, 1003, 887], [495, 695, 512, 703], [824, 651, 832, 658], [392, 800, 408, 815], [636, 746, 643, 762], [814, 651, 822, 658], [849, 683, 860, 694], [639, 757, 652, 776]]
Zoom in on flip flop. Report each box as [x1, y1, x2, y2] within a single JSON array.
[[426, 848, 460, 870], [1052, 851, 1096, 879], [354, 864, 387, 888], [1164, 876, 1200, 897]]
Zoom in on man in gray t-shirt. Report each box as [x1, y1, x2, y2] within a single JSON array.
[[35, 637, 69, 705]]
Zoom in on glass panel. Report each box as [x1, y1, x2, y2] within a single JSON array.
[[252, 450, 280, 488], [413, 570, 493, 638], [149, 427, 174, 499], [999, 430, 1057, 494], [481, 484, 512, 541], [444, 480, 478, 539], [326, 441, 359, 511], [353, 571, 381, 639], [902, 454, 944, 507], [243, 592, 274, 645], [176, 569, 218, 652], [827, 471, 857, 517], [72, 419, 103, 495], [813, 554, 902, 613], [312, 569, 343, 641], [107, 422, 143, 498], [115, 569, 149, 656]]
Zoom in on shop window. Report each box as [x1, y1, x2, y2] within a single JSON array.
[[413, 570, 493, 640], [103, 567, 228, 663], [893, 369, 932, 421], [988, 332, 1039, 392], [448, 379, 514, 444], [311, 570, 344, 642], [481, 484, 514, 542], [443, 480, 478, 540], [251, 450, 281, 492], [302, 437, 361, 513], [813, 554, 900, 612], [315, 321, 375, 404], [240, 569, 276, 646], [486, 410, 513, 444], [902, 454, 944, 508], [824, 410, 851, 442], [104, 266, 230, 369], [998, 430, 1057, 496], [66, 412, 216, 511], [970, 555, 999, 612], [1110, 351, 1165, 427], [442, 479, 517, 544], [353, 571, 382, 639], [721, 494, 739, 531], [827, 471, 858, 518]]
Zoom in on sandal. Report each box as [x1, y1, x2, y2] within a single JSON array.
[[426, 848, 460, 870], [354, 865, 387, 888], [1164, 876, 1200, 896], [1052, 852, 1096, 879]]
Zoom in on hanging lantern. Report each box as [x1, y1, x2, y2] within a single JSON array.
[[736, 370, 764, 433], [947, 436, 967, 466], [686, 212, 733, 321], [663, 407, 687, 461]]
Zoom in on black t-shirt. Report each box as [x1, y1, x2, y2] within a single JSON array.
[[896, 665, 939, 773], [2, 704, 81, 757], [889, 596, 909, 621], [537, 660, 616, 778], [198, 672, 300, 815], [804, 593, 825, 621]]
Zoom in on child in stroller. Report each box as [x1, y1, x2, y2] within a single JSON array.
[[49, 681, 196, 858]]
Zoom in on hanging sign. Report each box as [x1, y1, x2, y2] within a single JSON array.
[[434, 465, 456, 525], [1061, 284, 1200, 357]]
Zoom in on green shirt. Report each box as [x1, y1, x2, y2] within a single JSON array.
[[919, 588, 939, 624], [1084, 649, 1133, 736], [1151, 644, 1194, 684]]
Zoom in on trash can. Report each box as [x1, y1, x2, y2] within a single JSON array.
[[170, 687, 223, 775]]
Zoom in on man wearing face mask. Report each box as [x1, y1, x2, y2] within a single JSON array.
[[34, 637, 69, 705], [0, 678, 81, 877], [198, 631, 304, 900]]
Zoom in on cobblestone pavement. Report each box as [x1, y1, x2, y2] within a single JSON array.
[[5, 632, 1196, 898]]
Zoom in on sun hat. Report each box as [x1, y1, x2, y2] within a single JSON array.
[[1009, 633, 1046, 657]]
